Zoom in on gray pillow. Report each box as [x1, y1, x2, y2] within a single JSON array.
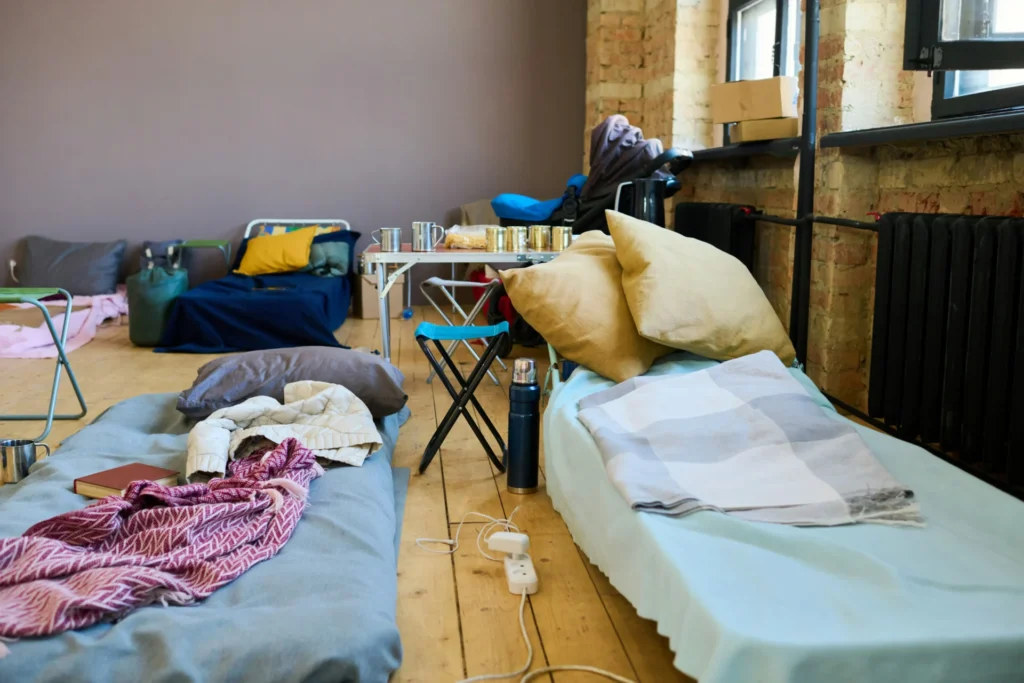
[[18, 236, 127, 295], [177, 347, 407, 419]]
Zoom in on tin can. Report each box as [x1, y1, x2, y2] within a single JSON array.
[[505, 225, 529, 252], [486, 225, 506, 252], [528, 225, 550, 250], [551, 226, 571, 252]]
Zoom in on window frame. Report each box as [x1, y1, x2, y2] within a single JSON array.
[[904, 0, 1024, 71], [932, 71, 1024, 118], [725, 0, 792, 83]]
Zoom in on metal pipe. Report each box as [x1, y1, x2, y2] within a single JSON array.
[[822, 391, 1023, 499], [791, 0, 821, 365], [810, 215, 880, 232], [746, 214, 804, 227]]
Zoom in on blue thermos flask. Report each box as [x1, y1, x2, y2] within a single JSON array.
[[507, 358, 540, 494]]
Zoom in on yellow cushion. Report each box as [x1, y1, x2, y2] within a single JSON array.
[[235, 227, 317, 276], [607, 210, 796, 365], [500, 232, 671, 383]]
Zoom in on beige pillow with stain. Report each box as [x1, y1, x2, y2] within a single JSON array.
[[607, 210, 796, 365], [499, 232, 671, 383]]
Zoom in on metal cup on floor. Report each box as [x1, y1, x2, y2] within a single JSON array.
[[371, 227, 403, 252], [528, 225, 551, 250], [486, 226, 506, 252], [411, 222, 445, 252], [0, 439, 49, 484]]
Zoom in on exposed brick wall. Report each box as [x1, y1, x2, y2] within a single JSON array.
[[679, 157, 797, 326], [586, 0, 1024, 409]]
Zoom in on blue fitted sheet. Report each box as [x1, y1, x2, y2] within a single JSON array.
[[157, 272, 350, 353], [0, 394, 408, 683], [545, 354, 1024, 683]]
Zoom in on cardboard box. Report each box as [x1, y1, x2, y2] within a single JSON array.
[[710, 77, 799, 124], [729, 117, 801, 143], [354, 271, 405, 319]]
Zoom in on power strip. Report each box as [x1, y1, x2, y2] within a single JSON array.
[[504, 553, 539, 595], [416, 509, 636, 683]]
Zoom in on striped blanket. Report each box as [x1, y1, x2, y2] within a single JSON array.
[[0, 438, 322, 646], [576, 351, 922, 527]]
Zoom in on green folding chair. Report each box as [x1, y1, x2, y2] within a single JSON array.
[[0, 288, 87, 442]]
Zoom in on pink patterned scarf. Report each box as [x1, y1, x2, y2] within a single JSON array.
[[0, 438, 323, 649]]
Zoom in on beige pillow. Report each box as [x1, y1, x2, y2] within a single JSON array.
[[500, 232, 671, 383], [607, 210, 796, 365]]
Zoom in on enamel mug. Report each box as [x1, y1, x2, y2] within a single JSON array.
[[411, 222, 445, 252], [371, 227, 403, 252]]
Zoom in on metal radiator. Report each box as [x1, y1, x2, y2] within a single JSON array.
[[869, 213, 1024, 485], [673, 202, 756, 273]]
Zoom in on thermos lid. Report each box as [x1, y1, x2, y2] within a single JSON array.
[[512, 358, 537, 385]]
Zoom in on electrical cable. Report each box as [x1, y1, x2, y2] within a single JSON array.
[[419, 510, 638, 683]]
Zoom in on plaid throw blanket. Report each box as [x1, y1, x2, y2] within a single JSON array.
[[0, 438, 323, 646], [577, 351, 922, 527]]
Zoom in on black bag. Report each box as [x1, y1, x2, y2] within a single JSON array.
[[486, 283, 544, 357]]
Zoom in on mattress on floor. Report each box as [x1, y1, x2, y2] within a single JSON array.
[[157, 272, 351, 353], [545, 354, 1024, 683], [0, 393, 409, 683]]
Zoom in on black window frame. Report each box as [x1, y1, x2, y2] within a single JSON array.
[[932, 71, 1024, 118], [725, 0, 794, 83], [904, 0, 1024, 71]]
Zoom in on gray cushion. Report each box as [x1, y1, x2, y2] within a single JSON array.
[[177, 346, 407, 419], [18, 236, 127, 295]]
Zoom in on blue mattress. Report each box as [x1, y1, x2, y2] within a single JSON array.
[[157, 272, 350, 353], [0, 394, 408, 683], [546, 354, 1024, 683]]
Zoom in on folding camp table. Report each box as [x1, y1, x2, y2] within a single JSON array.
[[361, 244, 561, 363]]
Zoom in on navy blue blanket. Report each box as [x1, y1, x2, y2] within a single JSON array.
[[157, 273, 350, 353]]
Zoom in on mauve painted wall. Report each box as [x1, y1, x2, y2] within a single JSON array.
[[0, 0, 585, 295]]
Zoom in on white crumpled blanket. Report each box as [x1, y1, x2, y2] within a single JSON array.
[[186, 380, 383, 479]]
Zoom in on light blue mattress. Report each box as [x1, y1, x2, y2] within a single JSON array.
[[545, 354, 1024, 683], [0, 394, 409, 683]]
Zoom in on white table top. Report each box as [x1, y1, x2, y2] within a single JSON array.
[[362, 244, 562, 264]]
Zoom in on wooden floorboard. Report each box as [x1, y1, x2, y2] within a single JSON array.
[[0, 304, 689, 682]]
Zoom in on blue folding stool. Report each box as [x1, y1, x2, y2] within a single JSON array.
[[416, 321, 509, 474]]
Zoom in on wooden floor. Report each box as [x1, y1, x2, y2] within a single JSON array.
[[0, 305, 694, 683]]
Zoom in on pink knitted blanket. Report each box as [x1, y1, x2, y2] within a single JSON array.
[[0, 438, 323, 645]]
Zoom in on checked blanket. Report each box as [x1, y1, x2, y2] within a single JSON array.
[[577, 351, 922, 527], [0, 438, 323, 642]]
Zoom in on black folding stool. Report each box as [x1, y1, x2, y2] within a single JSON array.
[[415, 320, 509, 474]]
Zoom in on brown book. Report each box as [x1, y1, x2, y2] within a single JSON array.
[[73, 463, 179, 500]]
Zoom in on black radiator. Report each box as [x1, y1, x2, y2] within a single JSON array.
[[869, 213, 1024, 485], [674, 202, 756, 273]]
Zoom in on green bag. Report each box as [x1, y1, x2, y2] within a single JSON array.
[[127, 266, 189, 346]]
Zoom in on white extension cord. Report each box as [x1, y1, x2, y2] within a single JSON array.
[[417, 510, 638, 683]]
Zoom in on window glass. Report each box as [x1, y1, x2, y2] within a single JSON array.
[[949, 68, 1024, 98], [736, 0, 776, 81], [942, 0, 1024, 41]]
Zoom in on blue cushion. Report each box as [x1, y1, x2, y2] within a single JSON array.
[[415, 321, 509, 341]]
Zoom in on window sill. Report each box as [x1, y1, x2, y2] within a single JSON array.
[[691, 137, 801, 162], [820, 109, 1024, 149]]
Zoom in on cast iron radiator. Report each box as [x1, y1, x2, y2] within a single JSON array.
[[869, 213, 1024, 485], [673, 202, 756, 273]]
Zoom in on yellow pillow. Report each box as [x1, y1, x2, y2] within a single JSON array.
[[235, 227, 317, 276], [500, 232, 671, 383], [607, 210, 796, 365]]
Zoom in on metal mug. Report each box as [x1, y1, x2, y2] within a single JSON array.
[[411, 221, 446, 252], [528, 225, 551, 250], [485, 226, 507, 252], [505, 226, 529, 252], [551, 226, 572, 252], [1, 439, 49, 484], [371, 227, 403, 252]]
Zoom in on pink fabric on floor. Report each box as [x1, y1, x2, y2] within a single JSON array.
[[0, 438, 323, 641], [0, 287, 128, 358]]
